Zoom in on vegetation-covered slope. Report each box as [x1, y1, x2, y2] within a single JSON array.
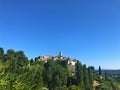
[[0, 47, 119, 90]]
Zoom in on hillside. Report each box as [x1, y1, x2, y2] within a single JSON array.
[[0, 47, 120, 90]]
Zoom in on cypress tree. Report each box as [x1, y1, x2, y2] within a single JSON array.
[[83, 64, 90, 90], [99, 66, 101, 75], [75, 61, 84, 89]]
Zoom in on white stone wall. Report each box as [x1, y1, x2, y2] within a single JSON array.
[[70, 61, 76, 65]]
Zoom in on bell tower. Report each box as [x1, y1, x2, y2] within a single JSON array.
[[58, 51, 62, 57]]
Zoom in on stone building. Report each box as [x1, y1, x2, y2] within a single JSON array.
[[38, 52, 77, 65], [37, 52, 78, 74]]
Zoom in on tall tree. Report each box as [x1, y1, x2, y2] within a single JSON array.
[[7, 49, 15, 60], [30, 67, 44, 89], [15, 50, 28, 74], [0, 47, 4, 59], [83, 64, 90, 90], [75, 61, 83, 89], [88, 66, 95, 90], [99, 66, 101, 75], [44, 60, 67, 90], [8, 59, 17, 73], [7, 49, 15, 58]]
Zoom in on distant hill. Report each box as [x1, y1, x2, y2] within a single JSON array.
[[95, 69, 120, 77]]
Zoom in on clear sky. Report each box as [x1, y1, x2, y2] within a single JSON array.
[[0, 0, 120, 69]]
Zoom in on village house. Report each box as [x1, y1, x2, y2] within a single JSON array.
[[37, 52, 78, 66]]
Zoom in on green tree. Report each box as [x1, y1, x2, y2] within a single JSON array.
[[30, 58, 34, 64], [30, 67, 44, 89], [99, 66, 101, 75], [44, 60, 67, 90], [8, 59, 17, 73], [6, 49, 15, 61], [75, 61, 84, 89], [88, 66, 94, 90], [0, 47, 4, 59], [15, 51, 28, 74], [83, 64, 90, 90]]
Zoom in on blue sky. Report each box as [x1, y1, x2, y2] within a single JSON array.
[[0, 0, 120, 69]]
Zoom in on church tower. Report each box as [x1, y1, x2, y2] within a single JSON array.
[[58, 51, 62, 57]]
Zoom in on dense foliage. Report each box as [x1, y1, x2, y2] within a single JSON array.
[[0, 47, 120, 90]]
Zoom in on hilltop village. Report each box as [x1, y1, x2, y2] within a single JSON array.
[[37, 52, 78, 72], [37, 52, 78, 65]]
